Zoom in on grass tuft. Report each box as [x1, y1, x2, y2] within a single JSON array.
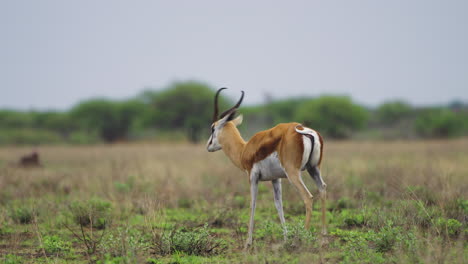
[[152, 224, 226, 256]]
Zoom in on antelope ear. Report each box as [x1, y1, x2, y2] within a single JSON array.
[[218, 110, 234, 126], [232, 115, 243, 126]]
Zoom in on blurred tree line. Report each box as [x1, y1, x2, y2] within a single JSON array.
[[1, 80, 468, 145]]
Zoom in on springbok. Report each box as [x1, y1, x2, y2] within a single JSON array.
[[206, 88, 327, 248]]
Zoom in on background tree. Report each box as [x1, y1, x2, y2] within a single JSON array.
[[0, 110, 34, 128], [414, 108, 468, 138], [70, 99, 147, 142], [295, 96, 369, 139], [376, 101, 412, 125], [146, 81, 230, 142], [1, 81, 468, 145]]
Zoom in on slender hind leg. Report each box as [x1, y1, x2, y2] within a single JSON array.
[[285, 167, 314, 230], [272, 179, 287, 240], [306, 164, 327, 234]]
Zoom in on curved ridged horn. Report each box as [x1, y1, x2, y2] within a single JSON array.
[[220, 90, 244, 118], [213, 87, 227, 122]]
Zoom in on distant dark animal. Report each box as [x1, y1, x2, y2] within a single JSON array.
[[19, 151, 41, 167]]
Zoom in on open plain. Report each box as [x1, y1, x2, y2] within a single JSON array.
[[0, 139, 467, 263]]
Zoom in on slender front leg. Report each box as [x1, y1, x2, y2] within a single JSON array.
[[272, 179, 287, 240], [245, 172, 259, 249]]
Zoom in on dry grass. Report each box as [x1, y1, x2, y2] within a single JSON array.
[[0, 139, 467, 263]]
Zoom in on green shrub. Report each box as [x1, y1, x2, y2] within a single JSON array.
[[96, 254, 128, 264], [100, 227, 149, 259], [332, 229, 386, 264], [332, 197, 356, 211], [114, 176, 135, 194], [232, 195, 247, 209], [146, 258, 159, 264], [114, 182, 132, 194], [153, 224, 225, 256], [208, 209, 239, 228], [372, 224, 402, 253], [444, 198, 468, 222], [177, 198, 192, 209], [9, 205, 34, 224], [42, 235, 72, 254], [435, 217, 463, 237], [338, 209, 367, 228], [255, 220, 283, 241], [365, 191, 384, 205], [69, 198, 112, 229], [406, 185, 437, 206], [283, 220, 316, 251], [2, 254, 23, 264], [400, 200, 442, 229]]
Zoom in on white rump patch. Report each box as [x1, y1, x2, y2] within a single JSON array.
[[295, 126, 321, 170]]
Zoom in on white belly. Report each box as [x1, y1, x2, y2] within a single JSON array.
[[252, 152, 287, 181]]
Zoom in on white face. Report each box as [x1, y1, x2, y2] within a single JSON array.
[[206, 114, 242, 152], [206, 122, 222, 152]]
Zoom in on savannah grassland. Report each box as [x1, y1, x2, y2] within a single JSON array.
[[0, 139, 467, 263]]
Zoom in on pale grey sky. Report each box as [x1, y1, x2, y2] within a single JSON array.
[[1, 0, 467, 110]]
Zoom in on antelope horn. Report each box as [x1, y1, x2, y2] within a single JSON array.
[[213, 87, 227, 122], [220, 91, 244, 118]]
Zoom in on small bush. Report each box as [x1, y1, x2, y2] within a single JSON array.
[[401, 200, 441, 229], [177, 198, 192, 209], [69, 198, 112, 229], [208, 209, 239, 228], [435, 217, 463, 237], [332, 229, 386, 264], [287, 202, 306, 215], [42, 235, 72, 254], [96, 253, 127, 264], [444, 198, 468, 222], [372, 224, 402, 253], [100, 227, 149, 259], [365, 191, 384, 205], [153, 224, 225, 256], [2, 254, 23, 264], [340, 210, 366, 228], [256, 220, 283, 241], [406, 186, 437, 206], [283, 221, 316, 251], [232, 195, 246, 209], [9, 205, 34, 224], [332, 197, 356, 211], [114, 182, 132, 193]]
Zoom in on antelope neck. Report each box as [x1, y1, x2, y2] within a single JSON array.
[[219, 122, 246, 170]]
